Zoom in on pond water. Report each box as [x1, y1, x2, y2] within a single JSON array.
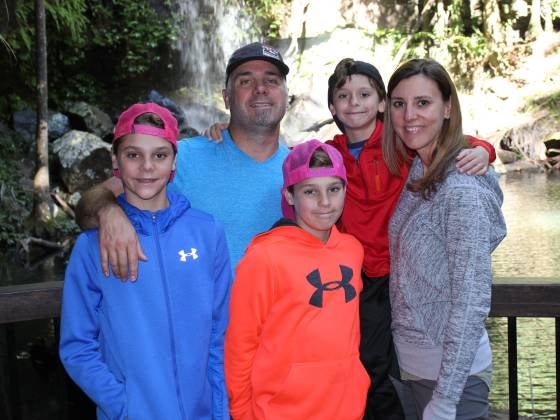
[[489, 170, 560, 419], [1, 170, 560, 418]]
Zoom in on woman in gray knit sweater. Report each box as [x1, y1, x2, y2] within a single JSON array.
[[382, 59, 507, 420]]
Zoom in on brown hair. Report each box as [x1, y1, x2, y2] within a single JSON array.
[[382, 58, 468, 199]]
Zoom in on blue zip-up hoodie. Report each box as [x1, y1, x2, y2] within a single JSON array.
[[60, 191, 232, 420]]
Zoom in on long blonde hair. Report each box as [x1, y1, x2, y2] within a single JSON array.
[[382, 58, 468, 199]]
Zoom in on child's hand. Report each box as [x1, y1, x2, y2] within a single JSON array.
[[456, 146, 489, 175], [203, 121, 229, 143]]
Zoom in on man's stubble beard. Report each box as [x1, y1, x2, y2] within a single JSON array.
[[254, 108, 274, 127]]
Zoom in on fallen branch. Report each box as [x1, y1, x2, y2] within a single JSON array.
[[51, 192, 75, 219], [303, 118, 334, 132], [19, 237, 65, 254]]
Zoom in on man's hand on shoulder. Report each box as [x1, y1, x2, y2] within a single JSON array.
[[98, 204, 146, 281], [75, 177, 146, 281]]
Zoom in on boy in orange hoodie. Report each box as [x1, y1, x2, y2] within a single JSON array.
[[225, 139, 369, 420]]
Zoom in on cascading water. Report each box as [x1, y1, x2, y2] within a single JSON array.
[[174, 0, 255, 131]]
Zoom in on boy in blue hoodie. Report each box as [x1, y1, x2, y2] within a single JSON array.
[[59, 103, 232, 420]]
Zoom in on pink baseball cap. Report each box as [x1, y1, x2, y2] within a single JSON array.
[[113, 102, 179, 150], [281, 139, 347, 220]]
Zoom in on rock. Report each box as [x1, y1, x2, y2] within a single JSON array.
[[146, 90, 188, 131], [497, 149, 517, 164], [12, 109, 71, 142], [48, 112, 71, 140], [12, 108, 36, 142], [181, 126, 200, 138], [64, 102, 114, 141], [52, 130, 112, 193]]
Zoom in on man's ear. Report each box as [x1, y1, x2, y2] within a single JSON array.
[[283, 188, 295, 206], [222, 88, 230, 110]]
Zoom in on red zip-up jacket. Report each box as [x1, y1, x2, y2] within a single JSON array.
[[327, 122, 496, 277]]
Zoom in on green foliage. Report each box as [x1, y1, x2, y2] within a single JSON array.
[[44, 212, 79, 242], [445, 31, 490, 89], [0, 0, 178, 117], [374, 28, 407, 55], [523, 91, 560, 119], [239, 0, 290, 39], [88, 0, 177, 79], [0, 133, 32, 248]]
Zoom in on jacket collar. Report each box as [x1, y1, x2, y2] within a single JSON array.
[[117, 191, 191, 236]]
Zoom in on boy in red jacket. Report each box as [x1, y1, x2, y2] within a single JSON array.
[[225, 140, 369, 420], [326, 58, 496, 419]]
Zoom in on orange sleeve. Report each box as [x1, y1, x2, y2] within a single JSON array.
[[225, 245, 276, 419], [466, 135, 496, 163]]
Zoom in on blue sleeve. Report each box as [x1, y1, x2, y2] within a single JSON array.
[[208, 222, 233, 419], [59, 233, 128, 419]]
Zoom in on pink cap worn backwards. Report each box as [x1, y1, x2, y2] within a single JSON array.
[[281, 139, 347, 220], [113, 102, 179, 151]]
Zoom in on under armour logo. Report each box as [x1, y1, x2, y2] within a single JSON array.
[[178, 248, 198, 262], [306, 265, 356, 308]]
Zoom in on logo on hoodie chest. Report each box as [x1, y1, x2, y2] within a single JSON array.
[[306, 265, 356, 308], [178, 248, 198, 261]]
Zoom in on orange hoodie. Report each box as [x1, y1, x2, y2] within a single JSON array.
[[225, 222, 369, 420]]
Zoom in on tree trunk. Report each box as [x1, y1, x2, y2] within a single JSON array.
[[542, 0, 553, 32], [433, 0, 447, 39], [32, 0, 52, 225], [461, 0, 473, 36], [529, 0, 543, 38], [482, 0, 505, 45]]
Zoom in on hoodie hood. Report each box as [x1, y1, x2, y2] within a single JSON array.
[[246, 218, 345, 254]]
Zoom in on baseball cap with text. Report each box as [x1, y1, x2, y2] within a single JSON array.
[[226, 42, 290, 83]]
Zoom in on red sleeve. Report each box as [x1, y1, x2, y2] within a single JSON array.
[[465, 135, 496, 163]]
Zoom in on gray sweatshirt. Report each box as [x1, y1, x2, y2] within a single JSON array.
[[389, 156, 506, 403]]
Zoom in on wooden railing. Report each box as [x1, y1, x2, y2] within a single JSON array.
[[489, 278, 560, 420], [1, 278, 560, 419]]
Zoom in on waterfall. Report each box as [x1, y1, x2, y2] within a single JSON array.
[[174, 0, 255, 131]]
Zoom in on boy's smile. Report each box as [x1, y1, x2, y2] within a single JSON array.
[[113, 133, 176, 211], [284, 176, 346, 243], [329, 74, 385, 143]]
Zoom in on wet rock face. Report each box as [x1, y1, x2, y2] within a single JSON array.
[[52, 130, 112, 193], [12, 109, 71, 142]]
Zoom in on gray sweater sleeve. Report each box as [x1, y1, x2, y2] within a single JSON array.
[[434, 182, 504, 401]]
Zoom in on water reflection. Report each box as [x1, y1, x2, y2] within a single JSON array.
[[489, 171, 560, 418], [493, 171, 560, 278], [0, 251, 67, 287]]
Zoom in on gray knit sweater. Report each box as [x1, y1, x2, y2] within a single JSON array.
[[389, 156, 506, 403]]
